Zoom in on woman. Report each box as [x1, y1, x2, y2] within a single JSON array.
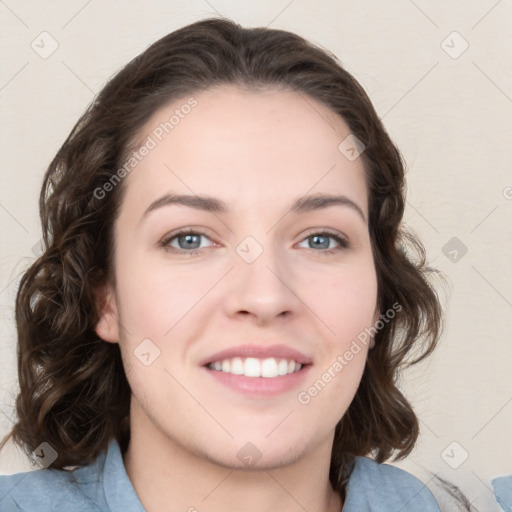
[[1, 17, 447, 511]]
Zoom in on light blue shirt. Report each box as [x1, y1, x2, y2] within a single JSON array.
[[492, 475, 512, 512], [0, 440, 440, 511]]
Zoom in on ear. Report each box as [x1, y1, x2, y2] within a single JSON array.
[[94, 281, 120, 343]]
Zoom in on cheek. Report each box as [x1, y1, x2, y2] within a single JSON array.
[[114, 258, 214, 340], [308, 262, 378, 344]]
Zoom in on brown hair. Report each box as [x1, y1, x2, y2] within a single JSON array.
[[2, 17, 443, 498]]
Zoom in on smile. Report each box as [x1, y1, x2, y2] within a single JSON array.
[[208, 357, 303, 378]]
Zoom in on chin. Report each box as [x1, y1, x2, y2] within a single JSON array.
[[201, 441, 307, 471]]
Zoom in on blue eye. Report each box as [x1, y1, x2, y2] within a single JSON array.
[[162, 229, 213, 252], [297, 231, 349, 253], [160, 229, 349, 254]]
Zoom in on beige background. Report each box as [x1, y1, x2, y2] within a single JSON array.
[[0, 1, 511, 510]]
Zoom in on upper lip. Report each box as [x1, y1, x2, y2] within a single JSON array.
[[200, 344, 313, 366]]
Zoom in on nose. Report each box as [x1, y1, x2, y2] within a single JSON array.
[[222, 239, 301, 325]]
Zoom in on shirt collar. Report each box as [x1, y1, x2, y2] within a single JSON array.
[[102, 439, 145, 512]]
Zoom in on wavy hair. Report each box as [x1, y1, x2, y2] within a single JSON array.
[[2, 17, 443, 500]]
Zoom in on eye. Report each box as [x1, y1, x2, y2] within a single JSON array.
[[160, 229, 215, 253], [297, 230, 349, 253], [160, 228, 350, 255]]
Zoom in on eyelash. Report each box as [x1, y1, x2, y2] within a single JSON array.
[[159, 228, 350, 255]]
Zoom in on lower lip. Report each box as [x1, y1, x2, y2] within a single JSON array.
[[201, 365, 312, 397]]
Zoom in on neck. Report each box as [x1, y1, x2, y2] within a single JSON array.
[[123, 403, 343, 512]]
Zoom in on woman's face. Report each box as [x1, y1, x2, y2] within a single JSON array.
[[97, 85, 379, 469]]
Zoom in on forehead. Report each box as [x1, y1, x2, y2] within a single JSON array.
[[121, 84, 368, 216]]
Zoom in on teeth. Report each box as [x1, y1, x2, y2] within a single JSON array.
[[261, 358, 278, 378], [208, 357, 303, 378], [245, 357, 261, 377], [231, 357, 244, 375], [278, 359, 289, 375]]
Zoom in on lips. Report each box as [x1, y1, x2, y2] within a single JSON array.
[[199, 344, 313, 395]]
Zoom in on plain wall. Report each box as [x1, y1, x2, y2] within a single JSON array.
[[1, 1, 511, 510]]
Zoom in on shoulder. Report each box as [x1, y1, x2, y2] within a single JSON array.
[[492, 474, 512, 511], [344, 456, 440, 512], [0, 448, 109, 512]]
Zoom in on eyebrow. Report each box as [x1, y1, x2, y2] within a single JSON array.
[[140, 192, 367, 223]]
